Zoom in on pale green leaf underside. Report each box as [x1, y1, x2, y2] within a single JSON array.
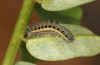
[[39, 0, 94, 11], [25, 24, 100, 61], [61, 24, 93, 35], [26, 35, 100, 61], [15, 61, 36, 65]]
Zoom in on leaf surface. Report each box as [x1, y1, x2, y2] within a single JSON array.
[[36, 0, 94, 11], [26, 24, 100, 61]]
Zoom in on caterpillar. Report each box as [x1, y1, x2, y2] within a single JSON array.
[[26, 22, 74, 43]]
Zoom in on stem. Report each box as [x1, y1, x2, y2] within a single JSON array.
[[2, 0, 35, 65]]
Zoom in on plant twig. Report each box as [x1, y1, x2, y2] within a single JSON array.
[[2, 0, 34, 65]]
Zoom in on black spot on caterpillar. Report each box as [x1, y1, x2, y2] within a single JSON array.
[[26, 22, 74, 43]]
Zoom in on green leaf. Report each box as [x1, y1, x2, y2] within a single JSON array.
[[20, 42, 41, 62], [54, 7, 82, 21], [26, 35, 100, 61], [25, 24, 100, 61], [35, 4, 82, 24], [36, 0, 94, 11], [61, 24, 93, 35], [70, 35, 100, 57], [14, 61, 36, 65]]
